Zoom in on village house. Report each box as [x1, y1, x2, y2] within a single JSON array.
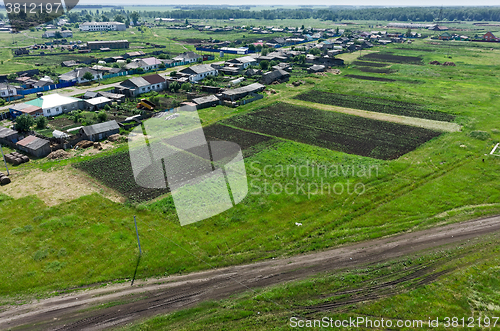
[[115, 74, 166, 97], [0, 83, 20, 99], [483, 32, 499, 42], [9, 103, 43, 118], [225, 56, 258, 69], [221, 83, 266, 102], [261, 69, 290, 85], [59, 67, 103, 83], [178, 64, 218, 82], [80, 22, 126, 32], [173, 51, 202, 63], [24, 94, 82, 117], [84, 97, 113, 111]]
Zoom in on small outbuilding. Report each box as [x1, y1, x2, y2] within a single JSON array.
[[261, 69, 290, 85], [16, 135, 51, 157], [85, 97, 112, 111], [192, 95, 221, 109], [0, 127, 19, 146], [80, 120, 120, 141], [308, 64, 326, 73]]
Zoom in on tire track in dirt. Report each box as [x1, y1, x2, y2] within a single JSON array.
[[2, 214, 500, 330]]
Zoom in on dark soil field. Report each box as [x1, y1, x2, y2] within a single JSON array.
[[360, 52, 423, 65], [344, 74, 396, 82], [294, 90, 455, 122], [223, 103, 442, 160], [351, 61, 390, 67], [73, 124, 277, 202]]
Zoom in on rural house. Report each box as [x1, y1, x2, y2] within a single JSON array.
[[24, 94, 82, 117], [0, 83, 20, 99], [80, 22, 126, 32], [9, 103, 43, 118], [226, 56, 257, 69], [179, 64, 218, 82], [84, 97, 112, 111], [16, 135, 51, 157], [79, 120, 120, 141], [261, 69, 290, 85], [59, 68, 103, 83], [173, 51, 202, 63], [115, 74, 166, 97], [483, 32, 499, 42]]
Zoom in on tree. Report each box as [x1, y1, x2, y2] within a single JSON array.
[[169, 81, 180, 92], [260, 60, 269, 70], [130, 12, 140, 26], [169, 71, 177, 77], [181, 82, 191, 92], [406, 28, 412, 38], [14, 114, 34, 132], [136, 67, 144, 73], [114, 14, 125, 23], [35, 116, 47, 129], [97, 111, 108, 123], [248, 44, 256, 52], [261, 48, 269, 56], [159, 63, 166, 69], [309, 48, 321, 56], [197, 57, 203, 63], [82, 71, 94, 81], [269, 60, 278, 68], [7, 73, 17, 81], [185, 18, 189, 25]]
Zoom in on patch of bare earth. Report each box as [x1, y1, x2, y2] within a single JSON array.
[[1, 166, 124, 206]]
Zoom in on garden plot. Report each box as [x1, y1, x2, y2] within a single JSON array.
[[352, 61, 391, 67], [360, 53, 424, 65], [344, 74, 396, 82], [294, 91, 455, 122], [223, 103, 442, 160]]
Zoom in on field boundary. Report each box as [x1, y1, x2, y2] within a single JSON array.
[[286, 99, 461, 133]]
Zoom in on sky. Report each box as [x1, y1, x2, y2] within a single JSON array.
[[88, 1, 500, 6]]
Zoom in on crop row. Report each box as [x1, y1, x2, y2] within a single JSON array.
[[294, 90, 455, 122], [351, 61, 390, 67], [223, 103, 442, 160], [357, 67, 395, 74], [360, 52, 423, 65]]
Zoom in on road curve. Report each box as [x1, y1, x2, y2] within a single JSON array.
[[2, 214, 500, 330]]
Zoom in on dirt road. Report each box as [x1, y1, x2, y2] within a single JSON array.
[[2, 215, 500, 330]]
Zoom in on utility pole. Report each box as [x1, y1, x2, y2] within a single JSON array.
[[134, 215, 142, 255], [0, 143, 9, 176]]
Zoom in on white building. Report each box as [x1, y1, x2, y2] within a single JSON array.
[[24, 94, 82, 117], [80, 22, 126, 32], [179, 64, 218, 82], [173, 51, 201, 64], [0, 83, 19, 98]]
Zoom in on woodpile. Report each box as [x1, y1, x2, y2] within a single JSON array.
[[75, 140, 94, 149], [443, 62, 456, 66], [4, 152, 29, 165], [0, 172, 10, 185]]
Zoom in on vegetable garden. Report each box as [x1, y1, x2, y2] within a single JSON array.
[[359, 52, 424, 65], [223, 103, 443, 160], [344, 74, 396, 82], [294, 90, 455, 122]]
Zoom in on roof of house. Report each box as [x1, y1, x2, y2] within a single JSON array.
[[121, 77, 150, 88], [262, 69, 290, 82], [59, 67, 99, 81], [173, 51, 200, 60], [0, 127, 18, 139], [309, 64, 325, 72], [180, 64, 215, 75], [230, 56, 257, 64], [85, 97, 112, 105], [192, 95, 220, 105], [98, 91, 125, 99], [222, 83, 265, 96], [81, 120, 120, 136], [16, 135, 49, 150], [84, 91, 99, 98], [140, 57, 162, 66], [25, 94, 80, 109], [142, 74, 165, 85]]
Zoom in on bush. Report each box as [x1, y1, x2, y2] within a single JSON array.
[[470, 130, 491, 141], [14, 114, 35, 132], [35, 116, 48, 129], [181, 82, 191, 92], [97, 111, 108, 123]]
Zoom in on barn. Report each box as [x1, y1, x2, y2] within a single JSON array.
[[16, 135, 51, 157], [80, 120, 120, 141]]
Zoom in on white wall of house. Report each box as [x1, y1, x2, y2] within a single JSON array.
[[188, 69, 218, 82], [137, 82, 166, 94], [0, 86, 17, 97], [43, 101, 80, 117]]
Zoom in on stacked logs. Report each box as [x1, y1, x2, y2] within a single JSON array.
[[4, 152, 29, 166], [0, 172, 10, 185]]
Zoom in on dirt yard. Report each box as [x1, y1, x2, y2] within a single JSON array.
[[1, 166, 124, 206]]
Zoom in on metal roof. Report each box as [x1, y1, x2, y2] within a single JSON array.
[[0, 127, 18, 139], [16, 135, 49, 150], [123, 77, 150, 88], [192, 95, 220, 105], [25, 94, 80, 109], [85, 97, 112, 105], [180, 64, 215, 75], [81, 120, 119, 136], [222, 83, 265, 96]]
